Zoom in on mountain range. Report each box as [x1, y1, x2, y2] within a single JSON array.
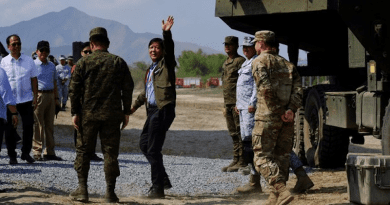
[[0, 7, 221, 65]]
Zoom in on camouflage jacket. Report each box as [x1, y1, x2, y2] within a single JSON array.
[[133, 30, 177, 110], [252, 50, 302, 121], [222, 54, 246, 105], [69, 50, 134, 121]]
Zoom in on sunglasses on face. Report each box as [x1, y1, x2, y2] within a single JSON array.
[[39, 48, 50, 53], [10, 42, 21, 47], [83, 50, 92, 54]]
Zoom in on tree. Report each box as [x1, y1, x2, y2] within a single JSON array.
[[176, 49, 225, 82]]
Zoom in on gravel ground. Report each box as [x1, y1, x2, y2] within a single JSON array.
[[0, 146, 288, 198]]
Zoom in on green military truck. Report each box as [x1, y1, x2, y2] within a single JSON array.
[[215, 0, 390, 168]]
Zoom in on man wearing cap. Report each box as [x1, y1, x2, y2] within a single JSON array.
[[0, 34, 38, 164], [56, 55, 71, 111], [69, 42, 103, 161], [48, 55, 58, 66], [251, 30, 302, 205], [69, 26, 134, 203], [221, 36, 247, 173], [33, 40, 62, 161], [233, 36, 262, 193], [130, 16, 176, 199]]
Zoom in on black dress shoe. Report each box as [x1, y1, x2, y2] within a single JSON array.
[[9, 157, 18, 165], [147, 186, 164, 199], [164, 177, 172, 190], [90, 154, 103, 161], [21, 154, 35, 163], [43, 155, 63, 161]]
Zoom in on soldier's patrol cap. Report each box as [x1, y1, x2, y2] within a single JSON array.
[[224, 36, 239, 46], [89, 27, 108, 38], [242, 36, 255, 47], [67, 56, 74, 60], [251, 30, 276, 44], [37, 40, 50, 50], [59, 55, 66, 60]]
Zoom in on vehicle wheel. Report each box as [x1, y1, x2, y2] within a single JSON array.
[[303, 85, 349, 168], [293, 108, 307, 165], [382, 100, 390, 155]]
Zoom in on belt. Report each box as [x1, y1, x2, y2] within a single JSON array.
[[146, 103, 157, 109], [38, 90, 54, 93]]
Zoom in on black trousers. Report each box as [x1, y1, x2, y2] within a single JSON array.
[[140, 104, 175, 188], [1, 101, 34, 158]]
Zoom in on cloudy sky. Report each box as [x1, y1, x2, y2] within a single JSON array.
[[0, 0, 305, 59]]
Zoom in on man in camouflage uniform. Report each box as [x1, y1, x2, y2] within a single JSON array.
[[68, 27, 134, 203], [221, 36, 247, 172], [251, 31, 302, 205]]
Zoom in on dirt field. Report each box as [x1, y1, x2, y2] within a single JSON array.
[[0, 88, 383, 204]]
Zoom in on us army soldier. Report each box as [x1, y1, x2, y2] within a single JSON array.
[[251, 30, 302, 205]]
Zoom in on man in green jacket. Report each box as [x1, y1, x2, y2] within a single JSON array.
[[131, 16, 176, 199]]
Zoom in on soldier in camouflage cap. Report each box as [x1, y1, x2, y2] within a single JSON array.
[[220, 35, 247, 173], [250, 30, 302, 205], [69, 26, 134, 203]]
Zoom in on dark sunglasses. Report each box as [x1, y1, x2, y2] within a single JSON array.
[[10, 42, 21, 47], [39, 48, 50, 53], [83, 50, 92, 54]]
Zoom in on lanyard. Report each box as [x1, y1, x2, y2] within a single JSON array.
[[147, 63, 158, 83]]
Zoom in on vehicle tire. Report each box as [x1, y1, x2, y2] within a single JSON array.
[[382, 100, 390, 155], [293, 108, 307, 165], [303, 85, 349, 168]]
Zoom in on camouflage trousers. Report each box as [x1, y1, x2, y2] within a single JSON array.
[[252, 119, 294, 185], [225, 104, 241, 156], [74, 117, 122, 180]]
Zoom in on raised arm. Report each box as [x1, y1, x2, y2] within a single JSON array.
[[162, 16, 176, 68]]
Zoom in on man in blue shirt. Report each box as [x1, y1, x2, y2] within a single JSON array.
[[33, 41, 62, 161], [0, 66, 18, 154]]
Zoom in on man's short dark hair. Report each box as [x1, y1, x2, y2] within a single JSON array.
[[89, 35, 109, 48], [148, 38, 164, 50], [6, 34, 20, 45]]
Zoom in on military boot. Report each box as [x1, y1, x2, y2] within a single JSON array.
[[227, 142, 248, 172], [274, 182, 294, 205], [236, 174, 262, 194], [105, 177, 119, 203], [70, 178, 88, 202], [265, 189, 279, 205], [292, 166, 314, 193], [222, 135, 242, 172], [221, 156, 238, 172]]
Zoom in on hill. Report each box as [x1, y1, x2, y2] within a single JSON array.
[[0, 7, 221, 64]]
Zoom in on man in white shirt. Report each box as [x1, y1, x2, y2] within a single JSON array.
[[56, 55, 71, 111], [0, 34, 38, 164]]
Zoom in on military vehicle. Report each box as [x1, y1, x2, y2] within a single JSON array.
[[215, 0, 389, 168]]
